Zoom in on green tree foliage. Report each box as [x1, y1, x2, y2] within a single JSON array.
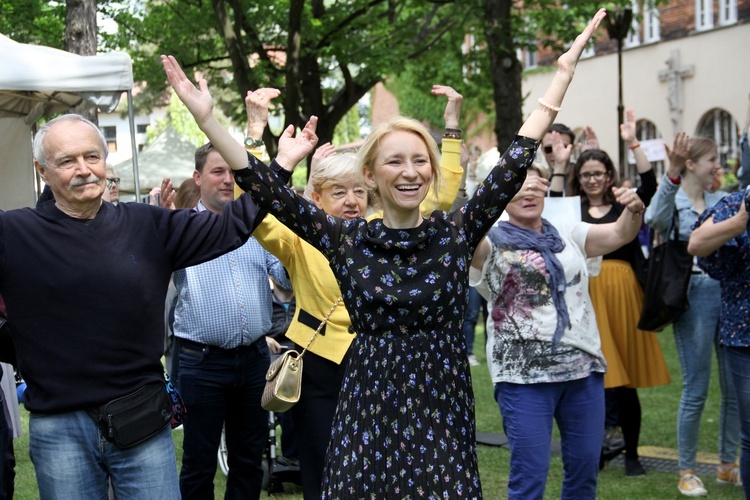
[[3, 0, 638, 159], [390, 0, 636, 150], [332, 104, 365, 147], [100, 0, 468, 158], [145, 90, 210, 148], [387, 1, 494, 140], [0, 0, 65, 47]]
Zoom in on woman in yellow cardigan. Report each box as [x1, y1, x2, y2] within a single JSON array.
[[248, 86, 465, 499]]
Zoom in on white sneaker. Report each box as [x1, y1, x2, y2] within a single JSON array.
[[678, 472, 708, 497], [468, 354, 480, 366]]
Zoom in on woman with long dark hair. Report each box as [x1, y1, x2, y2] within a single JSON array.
[[568, 144, 670, 476]]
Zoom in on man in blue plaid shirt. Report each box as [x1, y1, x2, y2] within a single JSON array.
[[172, 142, 291, 499]]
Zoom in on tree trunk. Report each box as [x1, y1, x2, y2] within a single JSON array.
[[65, 0, 98, 124], [484, 0, 522, 152]]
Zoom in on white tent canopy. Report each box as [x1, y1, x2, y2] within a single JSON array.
[[0, 34, 136, 210]]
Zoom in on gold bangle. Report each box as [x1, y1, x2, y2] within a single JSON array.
[[538, 98, 562, 113]]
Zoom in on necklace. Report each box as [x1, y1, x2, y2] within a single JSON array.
[[588, 202, 610, 207]]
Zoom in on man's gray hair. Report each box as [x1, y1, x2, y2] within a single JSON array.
[[32, 114, 109, 168]]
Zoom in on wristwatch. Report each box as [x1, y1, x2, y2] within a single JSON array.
[[244, 137, 264, 148]]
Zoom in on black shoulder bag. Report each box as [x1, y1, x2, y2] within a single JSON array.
[[637, 209, 693, 332]]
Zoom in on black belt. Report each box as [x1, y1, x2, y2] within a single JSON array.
[[177, 337, 260, 354]]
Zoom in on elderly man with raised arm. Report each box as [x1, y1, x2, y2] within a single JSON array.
[[0, 114, 271, 498]]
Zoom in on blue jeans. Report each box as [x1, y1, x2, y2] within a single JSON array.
[[496, 373, 604, 500], [673, 274, 739, 470], [724, 347, 750, 496], [29, 410, 179, 499], [462, 287, 487, 356], [176, 337, 269, 499]]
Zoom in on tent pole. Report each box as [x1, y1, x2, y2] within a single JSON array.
[[126, 90, 141, 202]]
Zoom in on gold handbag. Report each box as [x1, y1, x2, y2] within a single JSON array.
[[261, 296, 343, 412]]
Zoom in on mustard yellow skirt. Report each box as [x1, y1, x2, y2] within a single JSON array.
[[590, 260, 671, 389]]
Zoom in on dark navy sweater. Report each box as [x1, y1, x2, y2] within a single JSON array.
[[0, 196, 266, 413]]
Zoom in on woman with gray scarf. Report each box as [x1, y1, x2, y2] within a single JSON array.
[[470, 164, 645, 499]]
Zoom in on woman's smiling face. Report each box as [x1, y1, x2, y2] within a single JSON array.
[[364, 130, 433, 220], [577, 159, 611, 199]]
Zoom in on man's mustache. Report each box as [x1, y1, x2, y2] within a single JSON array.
[[69, 175, 101, 187]]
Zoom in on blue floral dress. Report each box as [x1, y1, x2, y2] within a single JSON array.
[[235, 136, 538, 499]]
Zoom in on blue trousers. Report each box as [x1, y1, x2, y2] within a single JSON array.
[[724, 346, 750, 498], [673, 274, 739, 470], [461, 287, 487, 356], [176, 337, 269, 500], [29, 410, 179, 499], [496, 373, 604, 500]]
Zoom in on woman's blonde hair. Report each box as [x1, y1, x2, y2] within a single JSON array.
[[356, 116, 441, 206], [529, 161, 550, 180], [303, 153, 361, 202], [688, 136, 718, 163]]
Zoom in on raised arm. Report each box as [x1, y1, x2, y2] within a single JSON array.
[[424, 85, 465, 211], [517, 9, 607, 140], [585, 186, 645, 257], [161, 55, 251, 171], [245, 88, 280, 145], [162, 55, 317, 172], [644, 132, 690, 235], [621, 108, 651, 175], [549, 131, 574, 194], [689, 195, 749, 257], [578, 126, 600, 152]]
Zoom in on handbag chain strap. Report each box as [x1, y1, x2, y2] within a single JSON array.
[[298, 295, 343, 359]]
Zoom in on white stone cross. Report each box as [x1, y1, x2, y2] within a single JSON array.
[[658, 50, 695, 135]]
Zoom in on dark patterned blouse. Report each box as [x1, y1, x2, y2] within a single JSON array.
[[696, 190, 750, 347], [234, 136, 538, 498]]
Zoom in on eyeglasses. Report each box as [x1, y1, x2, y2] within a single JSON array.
[[543, 146, 553, 154], [106, 177, 121, 188], [578, 171, 608, 182]]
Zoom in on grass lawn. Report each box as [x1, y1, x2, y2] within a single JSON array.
[[10, 325, 745, 498]]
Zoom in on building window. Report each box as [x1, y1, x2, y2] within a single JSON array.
[[697, 108, 740, 169], [624, 1, 640, 48], [719, 0, 737, 25], [636, 119, 665, 179], [643, 6, 660, 43], [102, 126, 118, 153], [519, 49, 538, 69], [136, 124, 148, 134], [696, 0, 713, 30]]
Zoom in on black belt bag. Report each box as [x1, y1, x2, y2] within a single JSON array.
[[88, 381, 173, 449]]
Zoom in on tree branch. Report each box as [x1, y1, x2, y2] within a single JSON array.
[[316, 0, 388, 49]]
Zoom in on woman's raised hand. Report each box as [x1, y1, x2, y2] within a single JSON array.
[[551, 131, 574, 167], [311, 142, 337, 173], [620, 108, 637, 144], [556, 9, 607, 78], [579, 126, 600, 152], [245, 88, 281, 135], [511, 174, 550, 202], [276, 117, 320, 171], [612, 186, 645, 215], [432, 85, 463, 130], [667, 132, 691, 178], [519, 9, 606, 140], [161, 55, 214, 125]]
